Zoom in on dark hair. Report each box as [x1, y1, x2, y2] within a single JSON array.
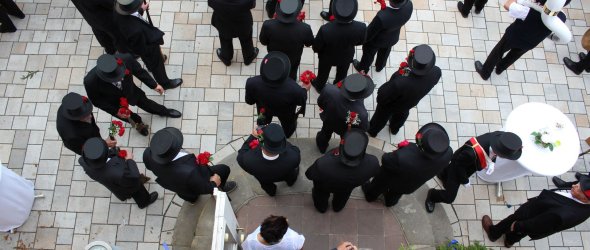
[[260, 215, 289, 245]]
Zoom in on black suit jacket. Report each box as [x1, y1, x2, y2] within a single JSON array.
[[237, 135, 301, 183], [71, 0, 116, 32], [365, 1, 413, 48], [306, 148, 379, 192], [113, 12, 165, 56], [209, 0, 255, 37], [79, 152, 142, 201], [245, 75, 307, 117], [513, 190, 590, 240], [376, 66, 441, 113], [56, 112, 101, 155], [313, 21, 366, 65], [504, 3, 566, 50], [259, 19, 314, 65], [318, 84, 369, 135], [379, 143, 452, 194], [143, 150, 217, 202], [446, 132, 499, 184], [84, 54, 157, 116]]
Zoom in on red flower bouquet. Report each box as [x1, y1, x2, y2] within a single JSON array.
[[118, 97, 131, 118], [108, 120, 125, 140], [297, 11, 306, 22], [374, 0, 386, 10], [249, 139, 260, 149], [196, 151, 213, 166], [118, 149, 127, 159], [299, 70, 316, 86]]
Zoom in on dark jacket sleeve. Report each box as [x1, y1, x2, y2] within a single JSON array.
[[304, 24, 314, 47], [305, 159, 320, 181], [259, 22, 269, 46], [237, 135, 256, 166], [317, 89, 328, 110], [365, 17, 382, 43], [188, 169, 216, 195], [245, 79, 256, 105], [127, 32, 148, 56], [85, 74, 119, 115], [381, 151, 399, 173], [376, 78, 399, 105], [452, 148, 477, 184], [312, 27, 325, 53], [357, 23, 367, 45], [123, 54, 157, 89], [120, 159, 141, 190]]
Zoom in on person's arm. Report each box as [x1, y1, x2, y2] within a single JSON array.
[[304, 25, 314, 47], [188, 170, 218, 194], [245, 79, 256, 105], [122, 54, 158, 90], [365, 17, 382, 43], [120, 153, 141, 189], [305, 160, 320, 181], [312, 27, 325, 53], [84, 75, 119, 115], [504, 0, 530, 20], [236, 135, 257, 166], [259, 23, 269, 46]]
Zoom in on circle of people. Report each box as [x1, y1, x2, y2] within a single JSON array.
[[47, 0, 590, 248]]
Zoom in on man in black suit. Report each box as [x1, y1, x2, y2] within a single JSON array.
[[237, 124, 301, 196], [457, 0, 487, 18], [368, 45, 440, 136], [363, 123, 453, 207], [482, 175, 590, 248], [425, 131, 523, 213], [84, 54, 182, 136], [474, 0, 567, 80], [245, 52, 308, 138], [71, 0, 127, 54], [209, 0, 259, 66], [352, 0, 412, 74], [259, 0, 314, 80], [564, 52, 590, 75], [316, 74, 373, 153], [306, 129, 379, 213], [114, 0, 182, 89], [311, 0, 366, 92], [0, 0, 24, 33], [79, 138, 158, 208], [57, 92, 116, 155], [144, 127, 237, 203]]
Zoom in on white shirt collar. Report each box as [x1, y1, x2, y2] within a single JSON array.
[[262, 151, 279, 161], [555, 190, 587, 204], [173, 151, 189, 161]]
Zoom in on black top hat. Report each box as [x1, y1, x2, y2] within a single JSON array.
[[332, 0, 358, 23], [491, 132, 522, 161], [261, 52, 291, 85], [276, 0, 302, 23], [340, 74, 375, 100], [81, 137, 109, 169], [579, 175, 590, 199], [261, 123, 287, 154], [96, 54, 126, 83], [340, 128, 368, 167], [416, 123, 450, 158], [115, 0, 142, 15], [149, 127, 184, 164], [60, 92, 93, 120], [409, 44, 436, 76]]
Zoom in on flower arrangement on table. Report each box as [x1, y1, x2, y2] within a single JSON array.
[[531, 123, 564, 151]]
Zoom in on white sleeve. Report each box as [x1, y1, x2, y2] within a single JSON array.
[[295, 234, 305, 249], [508, 2, 531, 20]]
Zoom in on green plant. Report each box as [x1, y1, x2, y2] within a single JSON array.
[[436, 240, 489, 250], [20, 70, 39, 80]]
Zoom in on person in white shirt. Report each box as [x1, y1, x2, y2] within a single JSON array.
[[241, 215, 305, 250]]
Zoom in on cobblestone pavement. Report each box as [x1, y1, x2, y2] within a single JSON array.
[[0, 0, 589, 249]]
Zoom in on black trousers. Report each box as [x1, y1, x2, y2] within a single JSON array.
[[0, 0, 23, 30], [481, 34, 528, 78], [289, 61, 300, 81], [92, 27, 117, 55], [368, 104, 409, 136], [488, 201, 535, 246], [131, 184, 151, 207], [140, 44, 170, 86], [358, 43, 392, 72], [460, 0, 488, 15], [363, 169, 403, 206], [312, 183, 353, 213], [259, 167, 299, 196], [316, 123, 336, 153], [123, 94, 168, 125], [428, 166, 462, 204], [219, 31, 256, 62], [260, 113, 298, 138], [572, 50, 590, 71], [311, 58, 350, 91]]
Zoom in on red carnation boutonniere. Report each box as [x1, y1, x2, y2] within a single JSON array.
[[374, 0, 386, 10], [108, 120, 125, 140], [297, 11, 306, 22], [82, 96, 89, 103], [249, 139, 260, 149], [336, 81, 343, 88], [118, 149, 127, 159], [116, 58, 124, 66], [124, 69, 131, 76], [196, 151, 213, 166], [415, 132, 424, 149], [273, 13, 278, 19], [397, 140, 410, 148], [299, 70, 316, 86], [345, 110, 360, 130], [329, 15, 335, 21], [398, 59, 411, 76], [118, 97, 131, 118]]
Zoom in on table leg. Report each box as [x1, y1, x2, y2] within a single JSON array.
[[496, 182, 503, 198]]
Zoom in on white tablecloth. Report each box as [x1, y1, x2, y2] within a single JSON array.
[[0, 162, 35, 232], [478, 102, 580, 183]]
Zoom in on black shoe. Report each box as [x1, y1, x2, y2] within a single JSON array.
[[425, 189, 436, 213], [286, 168, 299, 186], [135, 123, 150, 136], [563, 57, 583, 75], [320, 11, 331, 21], [384, 196, 399, 207], [481, 215, 500, 242], [552, 176, 571, 188], [217, 48, 231, 66], [352, 59, 363, 73], [367, 130, 377, 138], [578, 53, 590, 72], [244, 47, 259, 66], [139, 192, 158, 209], [389, 127, 399, 135], [0, 24, 16, 33], [221, 181, 237, 193], [166, 109, 182, 118], [474, 61, 489, 80], [575, 172, 583, 180], [504, 238, 514, 248], [495, 66, 505, 75], [163, 78, 183, 89], [474, 7, 483, 14], [457, 2, 469, 18]]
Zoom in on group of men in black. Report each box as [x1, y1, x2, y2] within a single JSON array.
[[51, 0, 590, 247]]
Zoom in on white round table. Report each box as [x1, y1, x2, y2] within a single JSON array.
[[0, 161, 35, 232], [477, 102, 580, 183]]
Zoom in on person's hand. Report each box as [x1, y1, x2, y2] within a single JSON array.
[[336, 241, 358, 250], [510, 221, 516, 231], [117, 110, 130, 119], [154, 84, 165, 95], [141, 1, 150, 11], [302, 83, 311, 91], [503, 0, 516, 10], [105, 137, 117, 148], [252, 126, 261, 137], [210, 174, 221, 187], [124, 150, 134, 160]]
